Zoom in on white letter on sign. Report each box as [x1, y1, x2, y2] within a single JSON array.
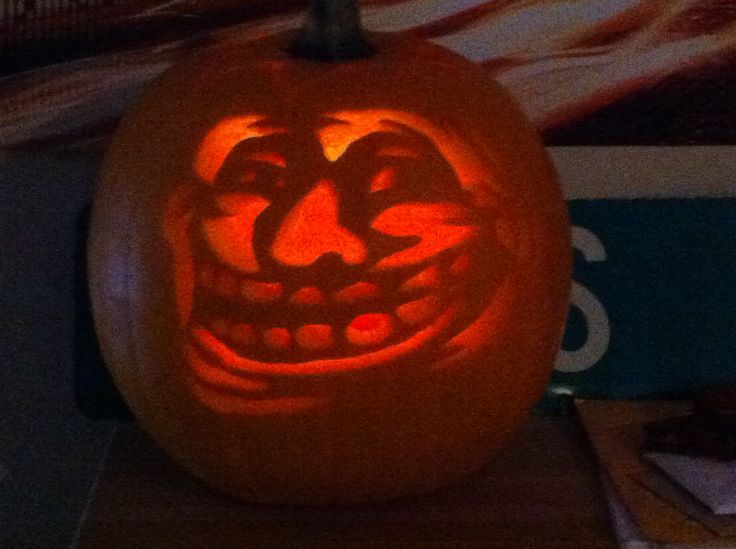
[[555, 227, 610, 373]]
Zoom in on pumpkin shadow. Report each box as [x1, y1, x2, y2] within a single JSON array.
[[73, 203, 133, 421]]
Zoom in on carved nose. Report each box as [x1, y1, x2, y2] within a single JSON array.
[[271, 180, 367, 267]]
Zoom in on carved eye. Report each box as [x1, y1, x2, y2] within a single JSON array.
[[369, 166, 396, 193], [217, 151, 287, 192]]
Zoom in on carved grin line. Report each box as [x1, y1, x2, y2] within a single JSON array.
[[187, 302, 458, 379], [185, 244, 475, 391]]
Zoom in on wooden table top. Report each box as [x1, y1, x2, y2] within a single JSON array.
[[75, 416, 616, 548]]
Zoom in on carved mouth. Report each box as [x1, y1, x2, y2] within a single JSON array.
[[188, 252, 471, 355], [184, 301, 458, 413], [175, 228, 515, 413], [183, 252, 474, 402]]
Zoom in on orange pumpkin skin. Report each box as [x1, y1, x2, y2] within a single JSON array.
[[89, 31, 571, 504]]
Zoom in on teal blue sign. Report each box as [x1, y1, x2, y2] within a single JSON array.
[[545, 198, 736, 411]]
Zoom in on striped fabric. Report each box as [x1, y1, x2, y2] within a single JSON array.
[[1, 0, 735, 149]]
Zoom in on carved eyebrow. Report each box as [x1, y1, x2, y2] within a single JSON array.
[[317, 118, 408, 162], [348, 120, 425, 158]]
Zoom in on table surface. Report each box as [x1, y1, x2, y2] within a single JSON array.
[[74, 416, 617, 548]]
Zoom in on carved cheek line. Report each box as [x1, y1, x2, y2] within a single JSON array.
[[162, 188, 197, 326], [200, 195, 270, 273], [371, 203, 477, 270]]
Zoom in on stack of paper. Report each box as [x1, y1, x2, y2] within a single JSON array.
[[646, 452, 736, 516], [575, 399, 736, 548]]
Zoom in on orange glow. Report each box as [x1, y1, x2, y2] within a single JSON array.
[[396, 294, 442, 325], [271, 181, 367, 266], [172, 108, 526, 416], [241, 280, 283, 303], [294, 324, 333, 350], [201, 194, 270, 273], [334, 282, 380, 303], [195, 116, 285, 183], [319, 110, 493, 202], [399, 265, 441, 292], [372, 203, 476, 269], [289, 287, 325, 305], [346, 313, 393, 346], [317, 116, 396, 162]]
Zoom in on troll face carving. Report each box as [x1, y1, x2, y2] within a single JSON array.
[[164, 109, 511, 414]]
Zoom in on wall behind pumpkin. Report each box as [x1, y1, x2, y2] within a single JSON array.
[[0, 151, 112, 549]]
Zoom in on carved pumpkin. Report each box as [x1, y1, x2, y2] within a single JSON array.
[[89, 17, 571, 504]]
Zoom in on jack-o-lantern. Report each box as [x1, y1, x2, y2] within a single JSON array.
[[89, 0, 571, 504]]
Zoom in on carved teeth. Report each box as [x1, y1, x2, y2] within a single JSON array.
[[399, 265, 441, 292], [263, 327, 291, 350], [200, 264, 286, 303], [334, 281, 380, 303], [201, 262, 451, 355], [241, 280, 283, 303], [396, 294, 442, 325], [346, 313, 393, 346], [290, 287, 324, 305], [294, 324, 333, 350], [209, 315, 399, 353]]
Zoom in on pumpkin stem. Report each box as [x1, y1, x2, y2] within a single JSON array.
[[289, 0, 374, 61]]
